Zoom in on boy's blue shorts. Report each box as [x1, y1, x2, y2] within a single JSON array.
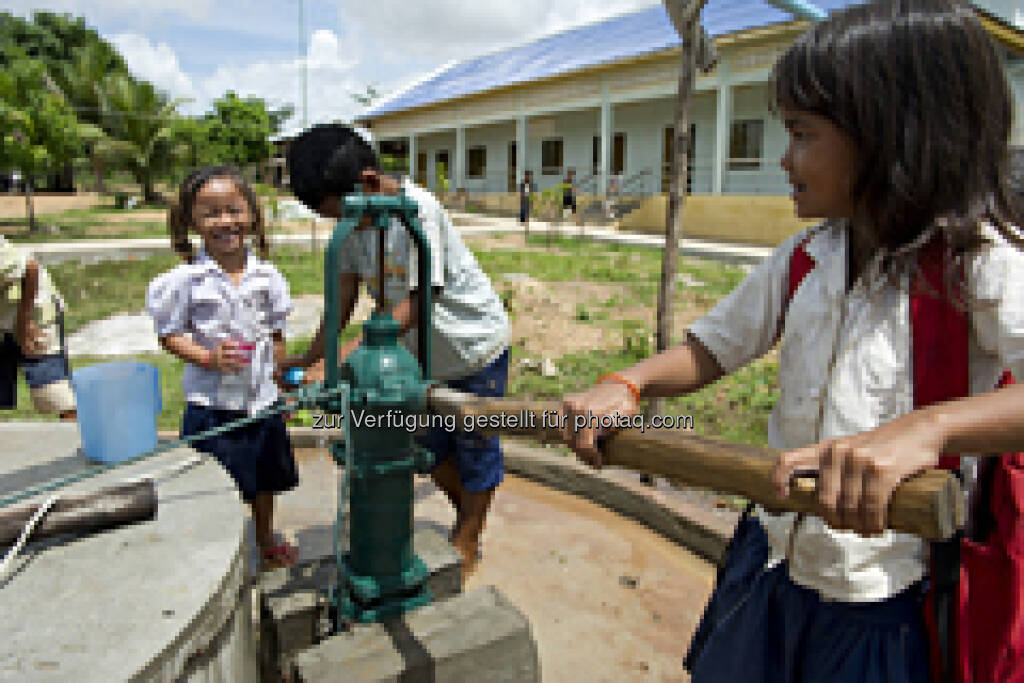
[[0, 332, 69, 409], [181, 403, 299, 503], [417, 349, 508, 493]]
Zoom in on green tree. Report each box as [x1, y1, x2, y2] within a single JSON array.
[[55, 42, 126, 191], [351, 84, 380, 109], [169, 116, 213, 173], [203, 91, 275, 168], [268, 103, 294, 136], [1, 11, 133, 192], [0, 57, 84, 231], [98, 75, 184, 202]]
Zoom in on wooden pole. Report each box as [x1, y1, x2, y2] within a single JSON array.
[[652, 0, 712, 419], [0, 481, 157, 547], [427, 388, 965, 541]]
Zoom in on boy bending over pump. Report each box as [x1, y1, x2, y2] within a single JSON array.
[[282, 124, 510, 579]]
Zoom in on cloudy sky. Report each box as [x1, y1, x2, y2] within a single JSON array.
[[4, 0, 666, 136], [6, 0, 1021, 137]]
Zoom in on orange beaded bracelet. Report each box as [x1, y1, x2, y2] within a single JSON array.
[[597, 373, 641, 402]]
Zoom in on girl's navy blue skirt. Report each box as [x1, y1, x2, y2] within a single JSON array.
[[181, 403, 298, 503], [685, 512, 931, 682]]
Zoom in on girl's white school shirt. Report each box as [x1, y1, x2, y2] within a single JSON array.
[[688, 221, 1024, 602], [146, 249, 292, 415]]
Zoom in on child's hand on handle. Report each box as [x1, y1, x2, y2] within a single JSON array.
[[562, 378, 641, 469], [772, 412, 942, 536]]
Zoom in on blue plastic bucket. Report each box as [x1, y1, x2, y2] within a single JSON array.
[[71, 361, 162, 464]]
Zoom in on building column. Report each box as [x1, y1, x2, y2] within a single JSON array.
[[516, 115, 528, 185], [455, 125, 466, 192], [408, 134, 417, 182], [600, 82, 613, 196], [713, 57, 732, 195]]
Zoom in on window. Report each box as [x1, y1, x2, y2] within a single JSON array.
[[467, 146, 486, 179], [542, 139, 563, 175], [591, 134, 626, 175], [729, 120, 764, 170]]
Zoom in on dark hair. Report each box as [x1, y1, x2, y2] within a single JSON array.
[[286, 123, 378, 212], [168, 166, 267, 262], [773, 0, 1024, 267]]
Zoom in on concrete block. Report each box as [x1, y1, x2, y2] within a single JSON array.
[[259, 527, 464, 679], [293, 586, 539, 682], [415, 526, 463, 601]]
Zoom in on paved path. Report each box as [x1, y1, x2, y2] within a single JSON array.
[[52, 217, 769, 356], [19, 215, 773, 266], [66, 295, 345, 357]]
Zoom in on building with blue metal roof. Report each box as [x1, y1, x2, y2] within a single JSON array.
[[353, 0, 1024, 242]]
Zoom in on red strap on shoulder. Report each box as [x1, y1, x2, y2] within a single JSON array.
[[911, 238, 969, 471], [787, 235, 816, 307]]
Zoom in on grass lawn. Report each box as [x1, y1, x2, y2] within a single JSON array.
[[2, 236, 779, 447]]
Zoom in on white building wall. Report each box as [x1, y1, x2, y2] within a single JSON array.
[[726, 83, 789, 195], [386, 47, 1024, 198]]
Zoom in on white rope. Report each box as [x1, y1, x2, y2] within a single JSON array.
[[0, 452, 205, 584], [0, 495, 60, 582]]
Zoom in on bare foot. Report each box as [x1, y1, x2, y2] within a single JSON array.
[[453, 538, 480, 583]]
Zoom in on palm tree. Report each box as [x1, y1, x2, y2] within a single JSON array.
[[0, 58, 84, 231], [55, 42, 121, 192], [97, 75, 186, 203]]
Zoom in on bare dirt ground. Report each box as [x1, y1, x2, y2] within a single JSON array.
[[273, 448, 719, 682], [87, 210, 167, 224], [493, 274, 708, 360], [0, 192, 107, 219]]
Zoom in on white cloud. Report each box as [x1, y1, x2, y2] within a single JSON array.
[[197, 29, 360, 127], [104, 27, 362, 128], [109, 33, 197, 102]]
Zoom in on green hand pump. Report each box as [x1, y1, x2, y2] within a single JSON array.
[[317, 187, 436, 627]]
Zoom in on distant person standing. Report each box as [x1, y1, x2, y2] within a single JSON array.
[[518, 170, 535, 230], [562, 168, 579, 226]]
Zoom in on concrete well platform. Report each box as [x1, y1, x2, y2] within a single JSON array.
[[0, 422, 254, 682]]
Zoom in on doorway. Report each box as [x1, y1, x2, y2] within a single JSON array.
[[507, 142, 517, 192], [435, 150, 449, 191]]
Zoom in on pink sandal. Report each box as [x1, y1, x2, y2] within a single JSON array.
[[261, 542, 299, 570]]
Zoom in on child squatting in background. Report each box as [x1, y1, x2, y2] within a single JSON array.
[[147, 166, 300, 570], [0, 235, 76, 420], [281, 124, 510, 579], [563, 0, 1024, 680]]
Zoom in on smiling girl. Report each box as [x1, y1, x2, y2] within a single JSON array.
[[561, 0, 1024, 679], [146, 166, 299, 570]]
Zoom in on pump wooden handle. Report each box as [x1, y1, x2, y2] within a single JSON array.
[[426, 388, 965, 541], [0, 480, 157, 547]]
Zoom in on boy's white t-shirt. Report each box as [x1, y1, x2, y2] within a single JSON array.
[[336, 179, 508, 381], [688, 221, 1024, 602]]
